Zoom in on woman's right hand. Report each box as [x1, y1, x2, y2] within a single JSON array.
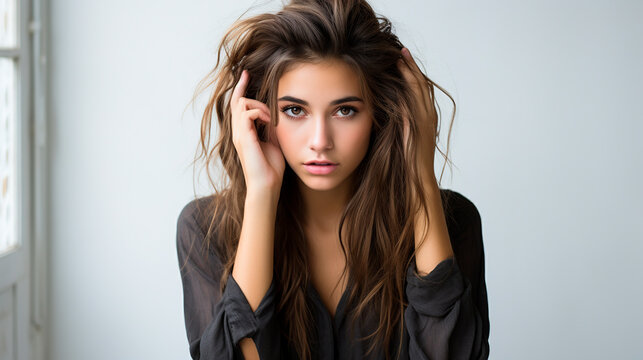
[[230, 70, 285, 193]]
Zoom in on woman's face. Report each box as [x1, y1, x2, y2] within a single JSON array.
[[276, 59, 373, 192]]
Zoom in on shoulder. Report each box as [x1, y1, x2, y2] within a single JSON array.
[[177, 196, 213, 231], [439, 188, 482, 234], [176, 194, 220, 253], [176, 194, 226, 277], [438, 189, 484, 259], [438, 189, 485, 288]]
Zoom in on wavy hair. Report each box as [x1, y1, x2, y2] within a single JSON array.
[[188, 0, 455, 358]]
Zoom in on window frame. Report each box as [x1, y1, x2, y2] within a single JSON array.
[[0, 0, 48, 359]]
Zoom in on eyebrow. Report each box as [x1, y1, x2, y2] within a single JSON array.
[[277, 96, 364, 106]]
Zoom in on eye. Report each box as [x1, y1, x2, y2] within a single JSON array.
[[335, 106, 357, 117], [281, 105, 305, 118]]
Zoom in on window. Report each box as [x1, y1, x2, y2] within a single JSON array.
[[0, 0, 18, 256], [0, 0, 47, 359]]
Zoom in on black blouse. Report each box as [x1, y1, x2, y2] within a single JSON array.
[[176, 189, 490, 359]]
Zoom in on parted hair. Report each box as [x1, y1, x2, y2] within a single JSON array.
[[189, 0, 455, 358]]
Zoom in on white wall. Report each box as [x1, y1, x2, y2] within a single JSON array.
[[48, 0, 643, 359]]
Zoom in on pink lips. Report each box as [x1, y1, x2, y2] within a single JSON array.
[[303, 164, 338, 175]]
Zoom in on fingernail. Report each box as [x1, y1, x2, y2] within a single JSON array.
[[401, 48, 410, 57]]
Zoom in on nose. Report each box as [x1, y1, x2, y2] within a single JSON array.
[[309, 114, 333, 152]]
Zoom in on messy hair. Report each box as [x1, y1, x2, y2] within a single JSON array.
[[190, 0, 455, 358]]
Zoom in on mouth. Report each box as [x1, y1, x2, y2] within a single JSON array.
[[303, 163, 339, 175], [304, 161, 338, 166]]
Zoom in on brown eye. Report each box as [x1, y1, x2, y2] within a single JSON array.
[[336, 106, 356, 117], [283, 106, 304, 117]]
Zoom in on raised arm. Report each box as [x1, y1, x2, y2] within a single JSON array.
[[404, 190, 490, 359], [227, 68, 286, 359], [232, 189, 280, 359]]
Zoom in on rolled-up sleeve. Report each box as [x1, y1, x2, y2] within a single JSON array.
[[176, 199, 281, 359], [404, 190, 490, 360]]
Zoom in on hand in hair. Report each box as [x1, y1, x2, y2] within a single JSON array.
[[230, 69, 285, 192], [397, 47, 438, 184], [397, 47, 454, 275]]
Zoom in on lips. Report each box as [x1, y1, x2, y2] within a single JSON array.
[[304, 160, 338, 165], [303, 163, 338, 175]]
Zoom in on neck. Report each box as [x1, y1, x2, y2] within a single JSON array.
[[298, 175, 354, 236]]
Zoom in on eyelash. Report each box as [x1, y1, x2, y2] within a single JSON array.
[[279, 105, 359, 120]]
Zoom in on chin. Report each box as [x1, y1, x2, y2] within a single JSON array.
[[293, 167, 349, 191], [298, 177, 342, 192]]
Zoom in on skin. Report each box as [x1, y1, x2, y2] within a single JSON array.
[[234, 48, 455, 359], [274, 52, 454, 278], [397, 47, 455, 275], [276, 58, 373, 316], [276, 59, 373, 235]]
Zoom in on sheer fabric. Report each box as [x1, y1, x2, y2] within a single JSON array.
[[176, 189, 490, 359]]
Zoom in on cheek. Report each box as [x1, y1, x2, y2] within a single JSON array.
[[342, 123, 372, 159], [275, 126, 296, 155], [353, 121, 373, 147]]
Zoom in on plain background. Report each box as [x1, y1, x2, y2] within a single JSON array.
[[48, 0, 642, 359]]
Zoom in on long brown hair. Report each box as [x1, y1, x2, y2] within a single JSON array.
[[189, 0, 455, 358]]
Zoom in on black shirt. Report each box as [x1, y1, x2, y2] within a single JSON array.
[[176, 189, 490, 359]]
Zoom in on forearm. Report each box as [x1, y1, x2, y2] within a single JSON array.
[[414, 178, 454, 276], [232, 189, 279, 312]]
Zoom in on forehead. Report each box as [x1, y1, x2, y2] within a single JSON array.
[[277, 59, 362, 100]]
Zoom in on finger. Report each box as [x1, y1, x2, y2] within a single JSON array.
[[397, 57, 427, 107], [400, 50, 431, 108], [401, 48, 432, 91], [401, 47, 422, 76], [398, 52, 434, 131], [235, 108, 270, 146], [396, 61, 412, 142], [231, 70, 248, 105], [239, 97, 271, 115], [397, 58, 417, 89], [243, 108, 271, 127]]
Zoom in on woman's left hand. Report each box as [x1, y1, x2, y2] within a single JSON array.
[[397, 47, 438, 185]]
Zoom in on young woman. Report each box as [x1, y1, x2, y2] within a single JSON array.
[[176, 0, 490, 359]]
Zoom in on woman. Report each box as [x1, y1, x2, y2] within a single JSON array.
[[177, 0, 490, 359]]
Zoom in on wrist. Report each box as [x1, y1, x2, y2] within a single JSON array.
[[418, 171, 439, 196], [246, 186, 280, 208]]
